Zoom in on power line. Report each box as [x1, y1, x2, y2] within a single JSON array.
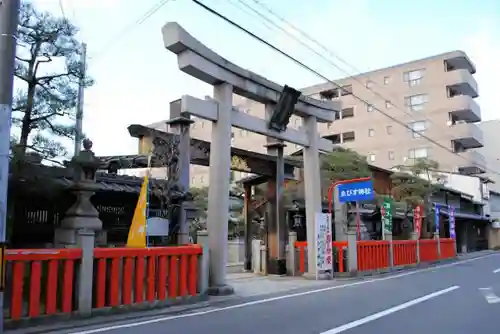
[[89, 0, 173, 63], [238, 0, 469, 149], [190, 0, 499, 178]]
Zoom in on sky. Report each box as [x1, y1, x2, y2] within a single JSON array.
[[30, 0, 500, 157]]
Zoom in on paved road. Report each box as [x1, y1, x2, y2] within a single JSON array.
[[62, 253, 500, 334]]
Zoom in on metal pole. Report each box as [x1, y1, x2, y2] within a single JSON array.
[[74, 42, 87, 156], [0, 1, 21, 332]]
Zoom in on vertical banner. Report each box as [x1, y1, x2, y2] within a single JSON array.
[[381, 197, 393, 239], [449, 206, 456, 240], [434, 204, 440, 235], [315, 212, 333, 275], [413, 205, 422, 238]]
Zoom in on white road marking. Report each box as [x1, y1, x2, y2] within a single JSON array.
[[319, 286, 460, 334], [479, 287, 500, 304], [69, 253, 497, 334], [493, 268, 500, 274]]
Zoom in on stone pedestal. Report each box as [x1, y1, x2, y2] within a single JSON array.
[[384, 233, 394, 268], [347, 230, 358, 274], [411, 232, 420, 263], [433, 232, 441, 258]]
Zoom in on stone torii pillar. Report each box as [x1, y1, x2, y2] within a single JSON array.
[[161, 22, 340, 289]]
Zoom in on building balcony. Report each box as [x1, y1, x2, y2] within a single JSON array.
[[444, 51, 476, 74], [457, 150, 487, 175], [450, 122, 484, 149], [447, 95, 481, 123], [445, 69, 478, 98]]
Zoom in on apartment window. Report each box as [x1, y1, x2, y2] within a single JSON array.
[[408, 147, 429, 159], [386, 125, 393, 135], [239, 129, 248, 137], [385, 101, 392, 109], [200, 176, 205, 184], [342, 131, 355, 143], [388, 151, 395, 160], [294, 118, 300, 127], [405, 94, 428, 112], [341, 107, 354, 119], [383, 76, 390, 85], [367, 104, 374, 112], [403, 69, 425, 87], [366, 80, 374, 89], [409, 120, 428, 138], [191, 177, 196, 184], [295, 144, 301, 149], [368, 153, 376, 162], [368, 128, 375, 137]]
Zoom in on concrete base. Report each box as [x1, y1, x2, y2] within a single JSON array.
[[303, 272, 332, 280], [207, 284, 235, 296], [267, 259, 287, 275]]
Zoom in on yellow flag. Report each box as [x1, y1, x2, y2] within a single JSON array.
[[127, 174, 149, 248]]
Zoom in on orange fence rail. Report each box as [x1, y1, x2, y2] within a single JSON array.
[[440, 239, 456, 259], [357, 240, 390, 271], [393, 240, 418, 266], [293, 241, 347, 274], [294, 238, 453, 274], [93, 245, 202, 309], [5, 248, 82, 320], [419, 239, 439, 262]]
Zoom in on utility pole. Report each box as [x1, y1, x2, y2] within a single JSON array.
[[0, 0, 20, 332], [74, 42, 87, 156]]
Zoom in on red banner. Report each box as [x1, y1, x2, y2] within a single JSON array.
[[413, 205, 423, 238]]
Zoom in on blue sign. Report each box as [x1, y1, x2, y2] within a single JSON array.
[[434, 204, 440, 234], [337, 180, 375, 203], [449, 206, 456, 239]]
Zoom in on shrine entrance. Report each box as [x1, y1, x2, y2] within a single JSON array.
[[102, 21, 340, 294]]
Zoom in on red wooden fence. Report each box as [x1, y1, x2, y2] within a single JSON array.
[[4, 245, 203, 321], [419, 239, 439, 262], [357, 241, 390, 271], [294, 238, 454, 274], [393, 240, 418, 266], [5, 248, 82, 320], [93, 245, 202, 309]]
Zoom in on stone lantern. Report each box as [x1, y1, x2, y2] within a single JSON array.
[[54, 139, 103, 248]]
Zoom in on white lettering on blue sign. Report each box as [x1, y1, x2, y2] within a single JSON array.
[[341, 190, 346, 197], [365, 188, 372, 195], [358, 188, 365, 195]]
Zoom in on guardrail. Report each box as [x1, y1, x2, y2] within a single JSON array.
[[4, 245, 204, 322], [293, 238, 456, 274]]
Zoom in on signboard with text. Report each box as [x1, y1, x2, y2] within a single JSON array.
[[381, 198, 393, 234], [449, 206, 456, 239], [413, 205, 423, 237], [337, 180, 375, 203], [315, 213, 333, 272], [434, 204, 440, 234]]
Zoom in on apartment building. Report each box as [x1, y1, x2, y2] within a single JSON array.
[[300, 50, 483, 174], [143, 51, 483, 188]]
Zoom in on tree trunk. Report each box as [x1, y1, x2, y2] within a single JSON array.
[[18, 83, 36, 158]]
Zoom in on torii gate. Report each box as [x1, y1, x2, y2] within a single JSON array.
[[161, 22, 341, 294]]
